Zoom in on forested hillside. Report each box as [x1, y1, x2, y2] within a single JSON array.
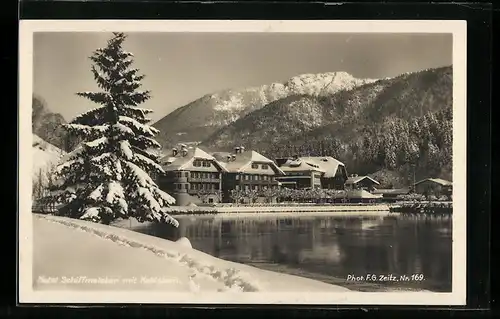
[[202, 66, 453, 187]]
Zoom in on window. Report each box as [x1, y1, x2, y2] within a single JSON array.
[[184, 184, 188, 189], [191, 172, 195, 179], [235, 174, 240, 180], [208, 198, 214, 204], [244, 175, 249, 180], [262, 164, 269, 170], [251, 163, 259, 169], [254, 185, 258, 191], [235, 185, 240, 190], [193, 160, 202, 167], [215, 183, 220, 190], [203, 161, 210, 167], [190, 184, 195, 190], [245, 185, 249, 191], [263, 185, 268, 190], [176, 184, 182, 190], [185, 172, 189, 177]]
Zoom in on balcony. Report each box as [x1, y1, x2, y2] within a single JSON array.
[[188, 189, 221, 196], [188, 177, 221, 183], [238, 179, 278, 185]]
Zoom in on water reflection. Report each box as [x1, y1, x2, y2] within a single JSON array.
[[138, 214, 452, 292]]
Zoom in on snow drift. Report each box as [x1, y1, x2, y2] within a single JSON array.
[[32, 134, 65, 185], [32, 214, 350, 293]]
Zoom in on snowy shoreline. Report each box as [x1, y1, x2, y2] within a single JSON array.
[[32, 214, 350, 293], [167, 204, 395, 216]]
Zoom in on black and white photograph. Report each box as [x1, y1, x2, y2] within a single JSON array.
[[19, 20, 467, 305]]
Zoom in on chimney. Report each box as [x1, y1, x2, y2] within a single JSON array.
[[172, 148, 178, 157], [180, 145, 188, 157], [226, 155, 232, 162], [231, 154, 236, 161], [234, 146, 240, 154], [240, 146, 245, 153]]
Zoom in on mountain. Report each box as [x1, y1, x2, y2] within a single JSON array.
[[153, 72, 377, 148], [32, 134, 65, 198], [32, 95, 69, 151], [201, 94, 332, 151], [201, 66, 453, 187]]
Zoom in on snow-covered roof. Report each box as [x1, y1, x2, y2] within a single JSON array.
[[277, 158, 326, 173], [347, 189, 383, 199], [372, 188, 411, 195], [414, 178, 452, 187], [277, 156, 346, 178], [160, 147, 227, 172], [345, 175, 380, 185], [213, 150, 285, 175]]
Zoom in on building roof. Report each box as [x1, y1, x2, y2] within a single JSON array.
[[160, 147, 228, 172], [277, 156, 346, 178], [276, 157, 326, 173], [213, 150, 285, 175], [372, 188, 411, 195], [347, 189, 384, 199], [345, 175, 380, 185], [414, 178, 452, 187]]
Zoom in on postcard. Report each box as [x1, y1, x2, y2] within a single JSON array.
[[19, 19, 466, 305]]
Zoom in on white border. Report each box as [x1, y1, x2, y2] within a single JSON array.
[[19, 20, 467, 305]]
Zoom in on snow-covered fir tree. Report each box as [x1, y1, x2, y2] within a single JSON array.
[[50, 32, 178, 226]]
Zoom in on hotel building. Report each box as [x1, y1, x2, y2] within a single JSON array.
[[213, 146, 286, 203], [158, 145, 228, 206], [275, 156, 348, 190]]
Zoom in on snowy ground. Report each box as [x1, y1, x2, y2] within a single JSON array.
[[32, 134, 64, 183], [32, 214, 350, 293]]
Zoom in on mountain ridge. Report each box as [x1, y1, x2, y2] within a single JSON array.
[[153, 71, 378, 147], [200, 65, 453, 187], [32, 95, 69, 151]]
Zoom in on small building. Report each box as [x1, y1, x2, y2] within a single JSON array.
[[158, 145, 228, 206], [345, 189, 383, 203], [213, 146, 285, 203], [345, 175, 380, 192], [371, 188, 411, 203], [275, 156, 348, 190], [413, 178, 452, 197]]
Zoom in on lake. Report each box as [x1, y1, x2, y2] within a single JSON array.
[[130, 213, 452, 292]]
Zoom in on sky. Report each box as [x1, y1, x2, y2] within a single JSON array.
[[33, 32, 452, 123]]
